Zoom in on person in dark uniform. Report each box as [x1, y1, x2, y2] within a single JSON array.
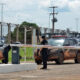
[[2, 45, 11, 64], [40, 36, 48, 69]]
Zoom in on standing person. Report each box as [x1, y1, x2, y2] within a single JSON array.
[[2, 45, 11, 64], [40, 36, 48, 69]]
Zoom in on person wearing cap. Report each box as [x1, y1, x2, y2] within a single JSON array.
[[40, 36, 48, 69]]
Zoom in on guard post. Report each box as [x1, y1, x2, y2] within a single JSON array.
[[12, 46, 20, 64]]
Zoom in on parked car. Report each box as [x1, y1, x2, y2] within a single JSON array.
[[34, 37, 79, 65], [13, 42, 21, 44], [0, 41, 4, 47]]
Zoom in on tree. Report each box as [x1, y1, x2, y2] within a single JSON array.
[[11, 21, 39, 43], [20, 21, 38, 29]]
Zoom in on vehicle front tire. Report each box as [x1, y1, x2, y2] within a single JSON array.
[[75, 52, 80, 63], [55, 53, 64, 64]]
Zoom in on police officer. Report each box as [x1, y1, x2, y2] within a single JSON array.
[[2, 45, 11, 64], [40, 36, 48, 69]]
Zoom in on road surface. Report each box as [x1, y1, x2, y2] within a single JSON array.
[[0, 60, 80, 80]]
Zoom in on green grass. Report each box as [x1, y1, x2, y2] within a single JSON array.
[[8, 47, 34, 62]]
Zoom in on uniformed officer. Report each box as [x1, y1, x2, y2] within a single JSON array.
[[40, 36, 48, 69], [2, 45, 11, 64]]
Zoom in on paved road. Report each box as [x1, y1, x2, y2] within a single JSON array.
[[0, 60, 80, 80]]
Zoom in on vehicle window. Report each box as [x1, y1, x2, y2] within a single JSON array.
[[72, 39, 77, 45], [48, 38, 65, 46], [63, 39, 77, 46], [74, 39, 78, 44], [68, 39, 77, 46], [63, 39, 70, 46], [0, 41, 3, 47], [69, 39, 74, 45]]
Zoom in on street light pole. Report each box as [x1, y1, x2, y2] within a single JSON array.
[[75, 18, 79, 33], [0, 3, 5, 40]]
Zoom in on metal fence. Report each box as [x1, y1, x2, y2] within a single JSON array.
[[0, 22, 53, 63], [8, 46, 36, 64], [0, 22, 18, 44]]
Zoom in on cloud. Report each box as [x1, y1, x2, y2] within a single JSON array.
[[49, 0, 80, 32], [0, 0, 80, 33], [4, 0, 33, 11], [52, 0, 80, 12], [69, 0, 80, 12], [39, 0, 50, 7], [0, 0, 50, 25], [52, 0, 68, 8], [4, 12, 32, 24], [0, 0, 50, 11]]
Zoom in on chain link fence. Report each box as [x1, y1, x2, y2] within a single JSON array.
[[0, 22, 52, 63]]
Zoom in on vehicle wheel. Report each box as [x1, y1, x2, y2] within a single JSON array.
[[75, 53, 80, 63], [35, 59, 42, 65], [56, 53, 64, 64]]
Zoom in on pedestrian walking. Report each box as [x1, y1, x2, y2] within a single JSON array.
[[40, 36, 48, 69]]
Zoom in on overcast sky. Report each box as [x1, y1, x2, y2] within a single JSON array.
[[0, 0, 80, 32]]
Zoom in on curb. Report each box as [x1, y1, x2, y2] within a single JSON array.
[[0, 63, 37, 73]]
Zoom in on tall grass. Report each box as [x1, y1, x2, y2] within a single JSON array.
[[8, 47, 34, 62]]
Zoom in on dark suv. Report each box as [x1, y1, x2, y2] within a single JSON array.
[[34, 37, 80, 64]]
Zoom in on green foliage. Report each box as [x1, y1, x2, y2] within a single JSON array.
[[11, 21, 39, 43], [20, 21, 38, 29], [8, 47, 34, 62]]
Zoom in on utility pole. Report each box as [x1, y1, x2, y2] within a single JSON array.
[[0, 3, 5, 40], [49, 6, 58, 33], [75, 18, 79, 33]]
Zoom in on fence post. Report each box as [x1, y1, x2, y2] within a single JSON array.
[[32, 29, 37, 44], [7, 23, 11, 44], [24, 27, 27, 62], [16, 24, 19, 42], [24, 27, 26, 44], [0, 22, 1, 40], [32, 29, 36, 59]]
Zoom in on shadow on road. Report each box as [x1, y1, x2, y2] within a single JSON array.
[[47, 62, 79, 65]]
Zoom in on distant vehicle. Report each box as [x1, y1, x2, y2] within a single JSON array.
[[0, 41, 4, 47], [51, 35, 67, 38], [0, 37, 6, 44], [34, 37, 79, 65], [13, 42, 21, 44], [73, 37, 80, 46]]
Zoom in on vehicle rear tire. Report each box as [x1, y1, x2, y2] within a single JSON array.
[[35, 59, 42, 65], [55, 53, 64, 64], [75, 53, 80, 63]]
